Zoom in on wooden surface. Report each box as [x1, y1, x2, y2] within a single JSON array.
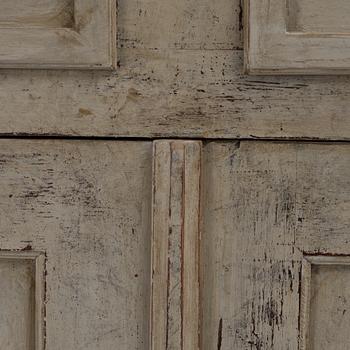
[[201, 141, 350, 349], [0, 0, 116, 69], [0, 0, 348, 138], [246, 0, 350, 74], [287, 0, 350, 33], [0, 0, 73, 28], [151, 140, 201, 350], [0, 139, 153, 350], [300, 256, 350, 350], [0, 256, 35, 350], [0, 251, 45, 350], [0, 1, 349, 349]]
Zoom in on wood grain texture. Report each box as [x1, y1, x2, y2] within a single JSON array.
[[0, 139, 152, 350], [2, 48, 350, 139], [0, 251, 45, 350], [287, 0, 350, 33], [0, 0, 348, 138], [151, 140, 201, 350], [0, 0, 116, 69], [0, 0, 74, 28], [201, 141, 350, 349], [300, 256, 350, 350], [299, 258, 312, 350], [118, 0, 242, 50], [245, 0, 350, 74]]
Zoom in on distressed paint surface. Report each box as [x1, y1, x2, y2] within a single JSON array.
[[308, 264, 350, 350], [0, 0, 348, 138], [0, 259, 35, 350], [0, 0, 116, 69], [0, 252, 45, 350], [299, 256, 350, 350], [287, 0, 350, 33], [0, 140, 152, 350], [0, 0, 74, 28], [201, 141, 350, 349], [151, 141, 201, 350], [0, 1, 349, 349], [246, 0, 350, 74]]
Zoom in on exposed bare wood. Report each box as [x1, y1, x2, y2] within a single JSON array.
[[151, 140, 201, 350]]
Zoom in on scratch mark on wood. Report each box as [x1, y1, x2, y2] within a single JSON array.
[[217, 318, 223, 350]]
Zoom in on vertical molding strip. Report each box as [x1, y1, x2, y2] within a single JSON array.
[[299, 258, 312, 350], [151, 140, 201, 350]]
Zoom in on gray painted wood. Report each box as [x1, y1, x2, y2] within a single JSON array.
[[300, 256, 350, 350], [287, 0, 350, 33], [0, 139, 152, 350], [0, 0, 74, 28], [201, 141, 350, 349], [0, 1, 349, 349], [246, 0, 350, 74], [0, 0, 349, 139], [0, 251, 45, 350], [0, 0, 116, 69], [151, 140, 201, 350]]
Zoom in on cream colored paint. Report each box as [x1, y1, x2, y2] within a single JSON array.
[[246, 0, 350, 74], [201, 141, 350, 349], [0, 140, 152, 350], [0, 0, 349, 138], [0, 0, 116, 69]]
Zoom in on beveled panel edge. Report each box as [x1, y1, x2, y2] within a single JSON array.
[[0, 0, 116, 70], [0, 251, 46, 350]]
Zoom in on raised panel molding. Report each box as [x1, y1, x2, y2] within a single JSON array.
[[151, 140, 201, 350], [0, 0, 116, 69], [300, 255, 350, 350], [0, 251, 45, 350], [245, 0, 350, 74]]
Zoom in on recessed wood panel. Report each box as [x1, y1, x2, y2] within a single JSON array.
[[287, 0, 350, 33], [301, 256, 350, 350], [245, 0, 350, 74], [0, 0, 116, 69], [201, 142, 350, 349], [0, 140, 152, 350], [0, 0, 74, 28], [0, 258, 34, 350], [0, 252, 45, 350]]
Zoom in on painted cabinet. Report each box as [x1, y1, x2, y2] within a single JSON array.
[[0, 0, 116, 69], [0, 141, 152, 349], [0, 1, 349, 350], [201, 142, 350, 349], [245, 0, 350, 74]]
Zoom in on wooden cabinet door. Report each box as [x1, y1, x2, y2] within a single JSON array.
[[200, 141, 350, 349], [0, 0, 116, 69], [0, 2, 349, 350], [245, 0, 350, 74], [0, 140, 152, 350]]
